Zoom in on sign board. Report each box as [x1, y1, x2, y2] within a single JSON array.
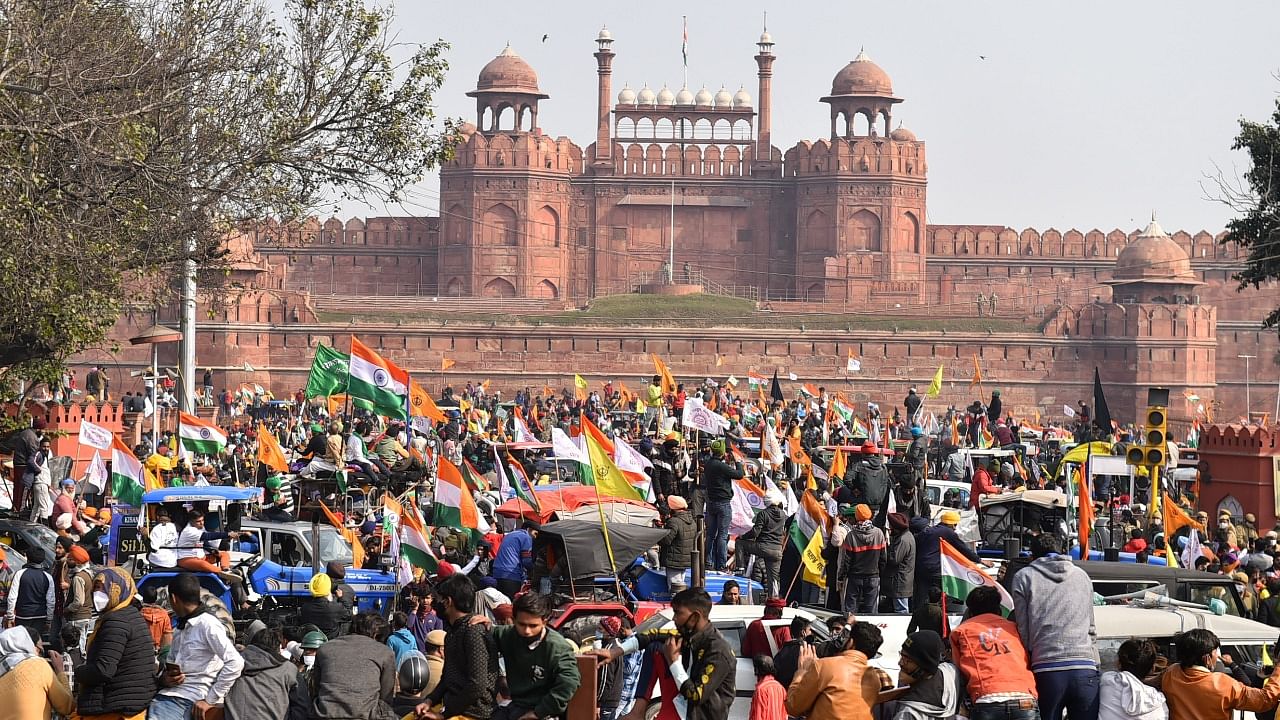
[[108, 505, 143, 567]]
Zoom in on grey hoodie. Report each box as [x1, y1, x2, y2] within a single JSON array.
[[1011, 555, 1099, 672], [224, 645, 299, 720]]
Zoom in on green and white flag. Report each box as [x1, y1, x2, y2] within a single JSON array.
[[304, 344, 351, 399]]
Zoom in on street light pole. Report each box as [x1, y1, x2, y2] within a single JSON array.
[[1239, 354, 1256, 422]]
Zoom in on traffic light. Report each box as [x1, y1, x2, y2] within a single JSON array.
[[1143, 405, 1167, 467]]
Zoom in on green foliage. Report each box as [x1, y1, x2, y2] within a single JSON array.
[[0, 0, 459, 380], [1223, 94, 1280, 332]]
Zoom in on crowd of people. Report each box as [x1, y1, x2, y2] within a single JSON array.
[[0, 369, 1275, 720]]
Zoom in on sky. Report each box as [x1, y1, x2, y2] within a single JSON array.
[[343, 0, 1280, 234]]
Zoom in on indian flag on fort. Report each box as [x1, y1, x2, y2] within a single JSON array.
[[179, 412, 226, 455], [940, 540, 1013, 615], [348, 336, 409, 420], [435, 457, 490, 532], [110, 436, 146, 507]]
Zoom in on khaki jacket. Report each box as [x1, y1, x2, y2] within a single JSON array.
[[784, 649, 878, 720]]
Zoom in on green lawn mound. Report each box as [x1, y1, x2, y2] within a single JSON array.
[[317, 293, 1030, 333]]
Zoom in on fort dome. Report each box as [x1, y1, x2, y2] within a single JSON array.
[[1113, 218, 1197, 283], [830, 49, 894, 97], [890, 126, 917, 141], [475, 45, 543, 95]]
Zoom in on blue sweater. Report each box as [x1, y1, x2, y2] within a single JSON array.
[[387, 627, 418, 668], [493, 530, 533, 581]]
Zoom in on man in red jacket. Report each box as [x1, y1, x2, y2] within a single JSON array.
[[969, 459, 1001, 509], [950, 586, 1039, 718]]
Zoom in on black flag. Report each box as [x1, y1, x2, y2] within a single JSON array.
[[1093, 367, 1114, 437], [770, 368, 784, 403]]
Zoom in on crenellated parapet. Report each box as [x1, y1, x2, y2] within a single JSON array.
[[928, 224, 1241, 263]]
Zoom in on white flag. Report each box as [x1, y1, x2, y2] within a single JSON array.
[[788, 372, 798, 381], [78, 419, 113, 450], [614, 439, 653, 474], [551, 428, 587, 463], [1181, 527, 1202, 569], [143, 395, 154, 417], [1063, 404, 1076, 418], [410, 416, 433, 435], [83, 450, 108, 493], [725, 375, 738, 387], [847, 357, 862, 372], [243, 361, 255, 373], [681, 397, 730, 435]]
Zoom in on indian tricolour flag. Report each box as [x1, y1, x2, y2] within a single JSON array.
[[179, 412, 226, 455], [434, 457, 490, 532], [787, 490, 830, 587], [110, 436, 146, 507], [386, 495, 437, 573], [940, 540, 1013, 615], [348, 336, 409, 419]]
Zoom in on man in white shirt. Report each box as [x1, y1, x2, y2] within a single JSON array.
[[175, 510, 248, 610], [151, 573, 243, 719], [145, 507, 179, 570]]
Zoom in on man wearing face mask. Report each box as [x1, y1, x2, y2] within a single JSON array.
[[61, 545, 95, 656], [489, 591, 581, 720], [595, 588, 736, 720]]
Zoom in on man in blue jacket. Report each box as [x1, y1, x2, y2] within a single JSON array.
[[492, 521, 539, 598], [911, 511, 990, 610]]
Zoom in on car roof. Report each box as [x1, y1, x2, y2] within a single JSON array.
[[1095, 605, 1277, 645], [143, 487, 261, 504], [645, 605, 822, 623], [1077, 560, 1229, 583], [241, 519, 334, 532]]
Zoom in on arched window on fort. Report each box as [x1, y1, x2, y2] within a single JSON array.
[[534, 279, 558, 299], [482, 204, 519, 247], [534, 205, 559, 247], [847, 209, 881, 252], [903, 212, 921, 254], [801, 209, 834, 254], [483, 278, 517, 298]]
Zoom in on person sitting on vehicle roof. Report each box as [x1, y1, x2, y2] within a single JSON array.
[[175, 509, 249, 610]]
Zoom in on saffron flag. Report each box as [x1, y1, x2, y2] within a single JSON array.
[[179, 412, 226, 455], [441, 357, 456, 371], [434, 458, 488, 531], [349, 337, 409, 419], [787, 435, 811, 466], [940, 540, 1012, 615], [574, 374, 589, 401], [319, 500, 365, 570], [256, 422, 289, 472], [926, 365, 944, 398], [970, 355, 983, 388], [1076, 468, 1094, 557], [409, 380, 447, 423], [830, 447, 847, 481], [652, 353, 676, 394], [110, 436, 146, 507]]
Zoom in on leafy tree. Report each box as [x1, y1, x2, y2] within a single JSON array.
[[0, 0, 458, 383], [1222, 94, 1280, 331]]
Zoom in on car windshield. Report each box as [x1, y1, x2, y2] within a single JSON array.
[[1186, 582, 1243, 617], [315, 526, 354, 566], [26, 524, 59, 548]]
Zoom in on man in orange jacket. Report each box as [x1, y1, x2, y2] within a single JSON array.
[[785, 621, 889, 720], [1162, 628, 1280, 720]]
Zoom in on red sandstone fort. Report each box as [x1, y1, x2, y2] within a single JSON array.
[[73, 30, 1280, 428]]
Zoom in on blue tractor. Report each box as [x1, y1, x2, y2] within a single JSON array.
[[135, 487, 397, 629]]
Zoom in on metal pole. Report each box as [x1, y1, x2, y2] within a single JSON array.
[[1239, 355, 1256, 422], [669, 179, 676, 284], [151, 344, 160, 445], [180, 235, 197, 413]]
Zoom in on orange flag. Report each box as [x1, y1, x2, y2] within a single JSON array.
[[409, 380, 447, 422], [256, 422, 289, 472], [651, 353, 676, 394], [441, 357, 456, 371], [970, 354, 984, 388], [830, 447, 847, 480], [319, 500, 365, 570], [1076, 468, 1094, 558], [788, 435, 811, 466]]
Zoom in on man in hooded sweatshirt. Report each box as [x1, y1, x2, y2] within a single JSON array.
[[882, 630, 960, 720], [224, 627, 298, 720], [1011, 533, 1100, 720]]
